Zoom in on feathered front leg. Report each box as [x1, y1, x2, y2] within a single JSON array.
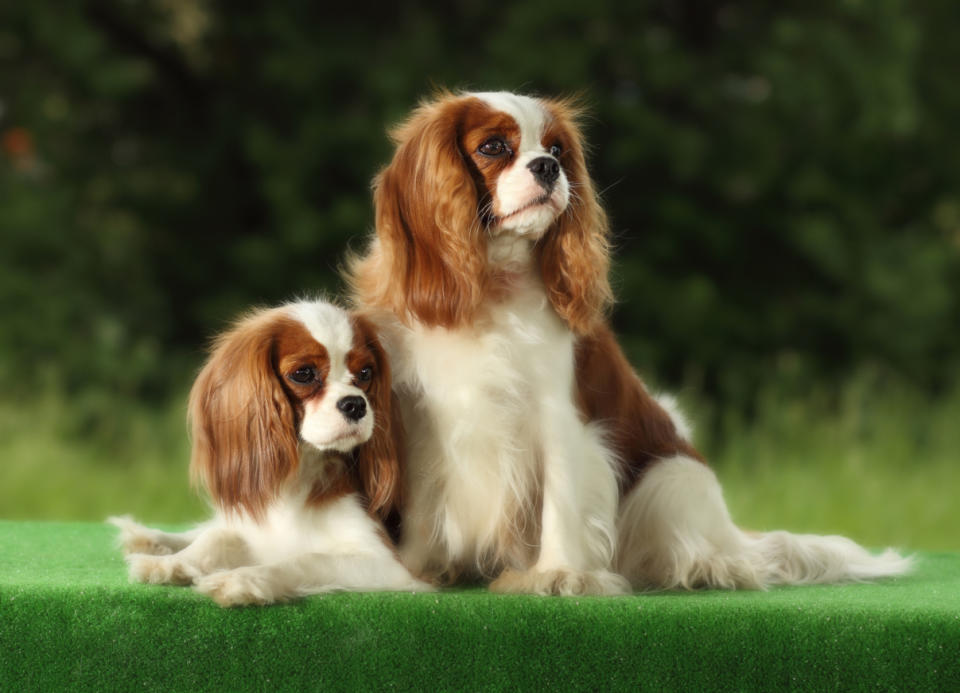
[[491, 405, 628, 596], [193, 496, 433, 607], [125, 525, 252, 586], [194, 551, 433, 607], [107, 515, 205, 556]]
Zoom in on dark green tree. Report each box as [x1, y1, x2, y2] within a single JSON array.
[[1, 0, 958, 421]]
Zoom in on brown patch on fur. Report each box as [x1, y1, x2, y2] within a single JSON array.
[[188, 310, 338, 520], [189, 308, 305, 520], [348, 314, 404, 521], [274, 321, 331, 413], [347, 93, 498, 329], [306, 457, 358, 507], [459, 108, 522, 221], [345, 325, 377, 393], [536, 98, 613, 335], [575, 324, 705, 493]]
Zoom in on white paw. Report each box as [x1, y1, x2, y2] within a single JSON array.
[[127, 554, 196, 586], [194, 569, 277, 607], [489, 567, 630, 596], [405, 578, 436, 593], [107, 515, 173, 556]]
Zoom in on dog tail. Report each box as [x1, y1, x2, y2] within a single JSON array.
[[744, 530, 913, 586]]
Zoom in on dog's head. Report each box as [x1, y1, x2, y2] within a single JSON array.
[[188, 301, 400, 520], [352, 90, 611, 334]]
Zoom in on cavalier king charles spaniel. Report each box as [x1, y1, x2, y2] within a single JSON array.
[[110, 300, 430, 606], [347, 90, 910, 595]]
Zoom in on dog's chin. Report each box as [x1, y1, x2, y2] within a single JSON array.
[[497, 199, 565, 237], [306, 428, 372, 454]]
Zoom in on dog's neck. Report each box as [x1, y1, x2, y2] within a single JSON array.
[[486, 233, 539, 294], [293, 445, 353, 496]]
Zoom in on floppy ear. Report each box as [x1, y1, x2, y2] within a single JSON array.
[[188, 310, 299, 519], [350, 315, 404, 520], [366, 95, 488, 328], [537, 99, 613, 335]]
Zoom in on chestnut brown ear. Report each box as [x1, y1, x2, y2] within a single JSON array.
[[537, 98, 613, 335], [367, 95, 488, 328], [188, 309, 299, 519], [350, 315, 403, 519]]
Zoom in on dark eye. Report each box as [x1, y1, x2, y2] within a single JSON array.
[[549, 143, 562, 158], [288, 366, 318, 385], [356, 366, 373, 383], [478, 138, 508, 157]]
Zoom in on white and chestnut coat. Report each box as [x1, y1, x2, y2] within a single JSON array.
[[348, 91, 910, 595], [112, 301, 430, 606]]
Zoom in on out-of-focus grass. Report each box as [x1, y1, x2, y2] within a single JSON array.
[[1, 375, 957, 550], [688, 372, 960, 552], [0, 390, 207, 524]]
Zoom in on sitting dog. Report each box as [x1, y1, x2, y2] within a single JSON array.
[[347, 90, 911, 594], [110, 300, 430, 606]]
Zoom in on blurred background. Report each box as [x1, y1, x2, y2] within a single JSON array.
[[1, 1, 957, 548]]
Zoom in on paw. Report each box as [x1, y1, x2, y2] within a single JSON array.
[[405, 578, 436, 593], [490, 567, 630, 596], [411, 566, 460, 588], [127, 554, 196, 586], [107, 516, 173, 556], [194, 569, 277, 607]]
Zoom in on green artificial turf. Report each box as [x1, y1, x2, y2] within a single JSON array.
[[1, 521, 958, 691]]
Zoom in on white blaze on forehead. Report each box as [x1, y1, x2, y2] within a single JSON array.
[[288, 300, 374, 452], [471, 91, 547, 153], [286, 300, 355, 381]]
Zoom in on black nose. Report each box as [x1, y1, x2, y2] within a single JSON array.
[[336, 396, 366, 422], [527, 156, 560, 188]]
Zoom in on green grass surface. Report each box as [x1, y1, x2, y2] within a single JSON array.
[[2, 378, 957, 551], [1, 520, 958, 691]]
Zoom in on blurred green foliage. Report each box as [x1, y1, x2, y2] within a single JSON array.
[[2, 0, 959, 425]]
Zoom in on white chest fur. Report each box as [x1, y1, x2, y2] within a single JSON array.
[[390, 268, 583, 575]]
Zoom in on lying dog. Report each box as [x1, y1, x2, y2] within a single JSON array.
[[110, 300, 430, 606]]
